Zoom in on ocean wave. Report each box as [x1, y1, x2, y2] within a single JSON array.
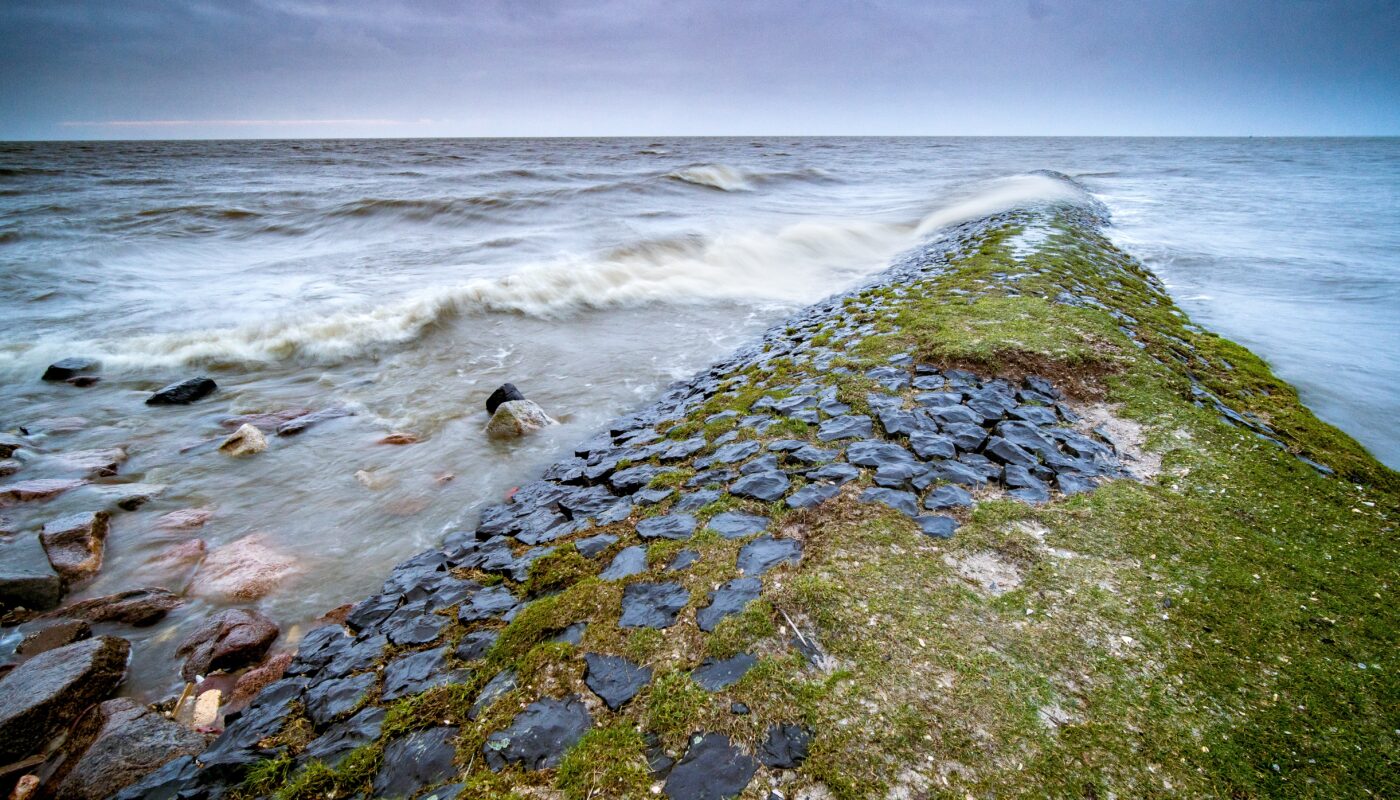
[[2, 172, 1091, 372], [665, 164, 835, 192]]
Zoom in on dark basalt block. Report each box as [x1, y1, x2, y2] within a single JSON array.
[[705, 511, 768, 539], [373, 726, 459, 797], [43, 357, 99, 381], [146, 377, 217, 405], [637, 513, 697, 541], [729, 470, 790, 502], [691, 653, 756, 691], [737, 535, 801, 576], [759, 723, 812, 769], [486, 383, 525, 415]]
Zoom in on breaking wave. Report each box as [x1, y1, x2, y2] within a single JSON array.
[[665, 164, 835, 192]]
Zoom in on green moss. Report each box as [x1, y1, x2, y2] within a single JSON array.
[[522, 546, 597, 596], [643, 671, 712, 745], [705, 599, 778, 658], [555, 724, 652, 799], [648, 468, 695, 490]]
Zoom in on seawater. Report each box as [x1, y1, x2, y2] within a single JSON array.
[[1, 137, 1395, 700]]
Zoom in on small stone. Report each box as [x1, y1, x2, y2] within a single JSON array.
[[303, 706, 385, 768], [673, 489, 722, 513], [637, 513, 697, 540], [458, 585, 519, 623], [816, 414, 873, 441], [807, 462, 860, 484], [705, 511, 768, 539], [846, 440, 917, 469], [486, 383, 527, 414], [619, 581, 689, 629], [145, 377, 217, 405], [737, 535, 801, 576], [574, 533, 618, 558], [382, 647, 465, 701], [484, 696, 592, 771], [455, 630, 500, 661], [176, 608, 279, 681], [600, 546, 647, 580], [304, 671, 375, 726], [697, 577, 761, 632], [485, 399, 556, 438], [706, 440, 761, 465], [786, 483, 841, 508], [42, 358, 99, 382], [550, 622, 587, 645], [52, 447, 128, 478], [470, 669, 516, 720], [668, 549, 700, 571], [662, 733, 757, 800], [915, 515, 959, 539], [729, 470, 790, 502], [985, 436, 1037, 467], [377, 432, 420, 445], [39, 511, 109, 582], [691, 653, 757, 691], [758, 723, 812, 769], [859, 487, 920, 517], [730, 702, 750, 715], [909, 432, 957, 460], [16, 619, 91, 657], [584, 653, 652, 710]]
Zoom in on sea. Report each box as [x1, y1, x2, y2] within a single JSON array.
[[1, 137, 1396, 700]]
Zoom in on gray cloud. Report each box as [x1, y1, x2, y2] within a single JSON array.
[[1, 0, 1396, 138]]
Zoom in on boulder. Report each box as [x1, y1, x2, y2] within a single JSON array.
[[483, 696, 592, 771], [44, 587, 182, 626], [485, 399, 556, 438], [485, 383, 526, 415], [145, 377, 217, 405], [194, 533, 299, 602], [662, 733, 757, 800], [0, 478, 86, 508], [0, 564, 64, 613], [15, 619, 91, 658], [218, 424, 266, 457], [176, 608, 280, 681], [42, 358, 99, 382], [0, 636, 130, 762], [41, 697, 205, 800], [39, 511, 109, 582]]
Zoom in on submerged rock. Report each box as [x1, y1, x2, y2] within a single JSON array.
[[483, 695, 592, 771], [53, 447, 128, 478], [42, 697, 205, 800], [45, 587, 183, 626], [218, 423, 267, 457], [0, 563, 64, 613], [146, 377, 217, 405], [176, 607, 280, 681], [275, 406, 353, 436], [194, 533, 299, 602], [39, 510, 109, 582], [15, 618, 91, 657], [42, 357, 99, 382], [485, 399, 557, 438], [0, 636, 129, 762], [0, 478, 87, 507]]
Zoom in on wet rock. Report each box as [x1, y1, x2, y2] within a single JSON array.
[[218, 423, 267, 457], [153, 507, 213, 531], [53, 447, 128, 478], [574, 533, 618, 558], [303, 706, 384, 768], [737, 535, 801, 576], [0, 459, 18, 477], [275, 406, 353, 436], [916, 515, 959, 539], [220, 407, 312, 432], [668, 549, 700, 571], [109, 754, 197, 800], [485, 399, 556, 438], [457, 585, 519, 623], [145, 538, 207, 585], [95, 482, 166, 511], [39, 510, 109, 582], [305, 671, 375, 727], [691, 653, 756, 691], [176, 608, 280, 681], [31, 416, 88, 433], [637, 513, 697, 541], [485, 383, 526, 415], [469, 669, 516, 720], [729, 470, 790, 502], [599, 545, 647, 580], [226, 652, 293, 713], [383, 601, 449, 646], [697, 576, 761, 632], [584, 653, 652, 710], [455, 629, 500, 662], [816, 414, 873, 441], [42, 697, 205, 800], [146, 377, 217, 405], [758, 723, 812, 769], [859, 487, 920, 517], [377, 432, 420, 445], [382, 647, 466, 701], [619, 581, 689, 629], [194, 533, 299, 602], [0, 478, 86, 507], [42, 358, 99, 382], [663, 733, 757, 800], [0, 636, 129, 762], [372, 726, 460, 797], [46, 587, 182, 626], [197, 689, 298, 778], [925, 484, 973, 510], [705, 511, 768, 539], [15, 618, 90, 657], [65, 376, 102, 389], [484, 696, 592, 771]]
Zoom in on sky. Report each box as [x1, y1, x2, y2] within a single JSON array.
[[1, 0, 1397, 140]]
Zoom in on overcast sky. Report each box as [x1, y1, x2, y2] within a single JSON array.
[[1, 0, 1397, 140]]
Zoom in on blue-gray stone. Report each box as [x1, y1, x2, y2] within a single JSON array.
[[730, 471, 790, 502], [619, 582, 689, 629], [859, 488, 920, 517], [584, 654, 652, 711], [697, 576, 761, 632], [706, 511, 768, 539], [637, 513, 697, 541], [817, 415, 874, 441], [915, 515, 959, 539], [737, 535, 802, 575], [600, 546, 647, 580], [925, 484, 974, 509], [691, 654, 757, 691]]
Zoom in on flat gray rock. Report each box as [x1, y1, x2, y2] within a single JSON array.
[[737, 535, 801, 576], [697, 576, 761, 632], [372, 726, 459, 797], [600, 545, 647, 580], [816, 415, 873, 441], [663, 733, 757, 800], [705, 511, 768, 539], [859, 487, 920, 517], [637, 513, 697, 540], [584, 653, 652, 710], [483, 695, 592, 771], [620, 581, 690, 628], [691, 653, 757, 691], [729, 471, 790, 502]]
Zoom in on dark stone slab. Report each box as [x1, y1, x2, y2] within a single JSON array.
[[909, 432, 956, 460], [635, 487, 675, 506], [846, 440, 917, 468], [916, 515, 959, 539], [758, 723, 812, 769], [663, 733, 757, 800], [873, 461, 931, 489], [382, 647, 466, 702], [346, 592, 402, 632], [858, 488, 920, 517], [458, 585, 519, 623], [943, 423, 988, 452], [637, 513, 697, 541], [925, 484, 974, 509], [372, 726, 459, 797], [674, 489, 722, 513], [483, 696, 592, 771], [691, 654, 757, 691], [737, 535, 801, 576], [816, 415, 873, 441], [469, 669, 516, 720], [705, 440, 761, 465], [930, 460, 988, 487], [787, 444, 837, 464], [146, 377, 217, 405], [599, 546, 647, 580], [1057, 473, 1097, 495], [303, 706, 385, 767], [550, 622, 587, 645], [455, 630, 499, 662], [806, 462, 860, 484], [668, 549, 700, 571], [620, 582, 689, 628], [786, 482, 841, 508], [661, 437, 707, 461], [305, 671, 375, 727], [729, 471, 790, 502], [584, 653, 652, 711], [611, 464, 665, 494], [574, 533, 619, 558], [43, 357, 99, 382], [486, 383, 525, 415], [739, 454, 780, 474], [985, 436, 1037, 467], [697, 576, 761, 632], [705, 511, 768, 539]]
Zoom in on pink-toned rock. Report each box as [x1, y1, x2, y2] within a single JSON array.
[[377, 432, 420, 445], [42, 587, 182, 626], [225, 652, 292, 713], [52, 447, 127, 478], [30, 417, 88, 434], [219, 408, 312, 432], [93, 482, 166, 511], [154, 507, 214, 531], [146, 539, 206, 585], [0, 478, 87, 508], [175, 608, 280, 681], [0, 459, 20, 477], [193, 534, 299, 602], [39, 511, 109, 582]]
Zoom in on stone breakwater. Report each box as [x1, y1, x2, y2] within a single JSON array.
[[112, 206, 1171, 800]]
